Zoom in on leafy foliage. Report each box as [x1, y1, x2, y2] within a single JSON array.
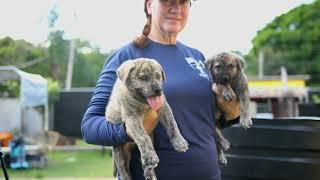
[[0, 37, 46, 67], [0, 30, 111, 107], [0, 80, 19, 97], [246, 0, 320, 85], [312, 95, 320, 103], [72, 40, 109, 87], [0, 31, 110, 90], [47, 78, 60, 104]]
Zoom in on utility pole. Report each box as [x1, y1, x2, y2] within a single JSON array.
[[65, 12, 77, 91], [65, 39, 75, 90], [281, 66, 288, 91], [258, 50, 264, 79]]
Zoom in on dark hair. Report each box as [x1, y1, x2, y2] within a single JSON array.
[[133, 0, 151, 49]]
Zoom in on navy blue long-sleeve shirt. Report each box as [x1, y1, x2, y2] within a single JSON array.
[[81, 40, 221, 180]]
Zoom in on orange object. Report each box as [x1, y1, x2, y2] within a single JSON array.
[[0, 131, 13, 147], [143, 110, 159, 134]]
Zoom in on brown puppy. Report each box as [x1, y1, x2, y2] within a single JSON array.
[[105, 58, 189, 180], [205, 52, 252, 164]]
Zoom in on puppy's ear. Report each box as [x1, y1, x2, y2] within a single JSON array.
[[204, 57, 215, 78], [117, 60, 135, 83], [204, 57, 215, 72], [160, 67, 166, 82], [204, 56, 215, 80], [150, 58, 166, 82], [234, 55, 245, 70]]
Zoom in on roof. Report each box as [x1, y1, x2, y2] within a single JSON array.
[[248, 75, 309, 99], [248, 75, 310, 81], [249, 87, 307, 99]]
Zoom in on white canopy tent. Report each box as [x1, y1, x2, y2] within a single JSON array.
[[0, 66, 49, 134]]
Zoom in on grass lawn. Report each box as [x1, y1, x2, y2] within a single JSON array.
[[6, 149, 114, 178]]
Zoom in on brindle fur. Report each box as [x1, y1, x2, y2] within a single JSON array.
[[205, 52, 252, 165], [105, 58, 189, 180]]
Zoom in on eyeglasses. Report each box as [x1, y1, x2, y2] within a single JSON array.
[[159, 0, 192, 7]]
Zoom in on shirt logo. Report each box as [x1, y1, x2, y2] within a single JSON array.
[[185, 57, 209, 80]]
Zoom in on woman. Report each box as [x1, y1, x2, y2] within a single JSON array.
[[81, 0, 240, 179]]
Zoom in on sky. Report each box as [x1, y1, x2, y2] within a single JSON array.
[[0, 0, 316, 57]]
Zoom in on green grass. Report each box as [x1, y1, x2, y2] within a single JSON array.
[[7, 150, 114, 178]]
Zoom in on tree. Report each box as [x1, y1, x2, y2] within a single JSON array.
[[246, 0, 320, 85], [72, 40, 110, 87], [47, 30, 69, 82], [0, 37, 46, 67], [0, 35, 110, 88]]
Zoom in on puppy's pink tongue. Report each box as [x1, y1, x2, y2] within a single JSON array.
[[147, 95, 163, 110]]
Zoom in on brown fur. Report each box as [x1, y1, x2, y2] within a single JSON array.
[[205, 52, 252, 165], [106, 58, 189, 180]]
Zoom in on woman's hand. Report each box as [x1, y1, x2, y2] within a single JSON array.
[[212, 83, 240, 121]]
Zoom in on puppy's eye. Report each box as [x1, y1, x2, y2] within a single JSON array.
[[138, 75, 148, 81], [155, 74, 161, 80], [228, 64, 235, 69], [214, 65, 221, 69]]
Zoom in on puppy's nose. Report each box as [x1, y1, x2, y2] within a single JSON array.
[[154, 89, 162, 96], [222, 75, 229, 83], [152, 84, 162, 96]]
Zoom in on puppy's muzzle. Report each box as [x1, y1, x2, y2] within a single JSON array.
[[222, 75, 230, 84], [152, 84, 162, 96]]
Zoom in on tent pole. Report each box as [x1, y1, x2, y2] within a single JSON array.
[[44, 103, 49, 131]]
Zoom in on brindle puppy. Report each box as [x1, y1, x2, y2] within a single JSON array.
[[105, 58, 189, 180], [205, 52, 252, 165]]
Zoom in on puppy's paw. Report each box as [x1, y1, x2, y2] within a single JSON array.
[[171, 135, 189, 152], [219, 153, 228, 165], [120, 175, 132, 180], [220, 138, 230, 151], [239, 117, 253, 129], [142, 151, 159, 169], [222, 90, 236, 101], [144, 168, 157, 180]]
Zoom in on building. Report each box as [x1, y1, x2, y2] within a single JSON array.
[[249, 75, 310, 118]]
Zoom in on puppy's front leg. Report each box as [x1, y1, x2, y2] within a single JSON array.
[[159, 100, 189, 152], [238, 86, 252, 129], [124, 114, 159, 180], [215, 127, 230, 151], [217, 84, 236, 101], [214, 127, 229, 165]]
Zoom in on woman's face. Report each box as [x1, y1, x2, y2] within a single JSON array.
[[147, 0, 191, 36]]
